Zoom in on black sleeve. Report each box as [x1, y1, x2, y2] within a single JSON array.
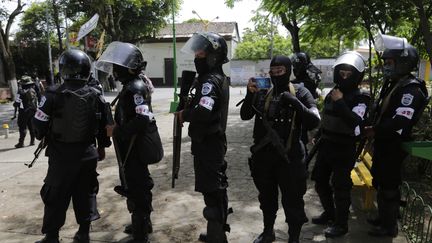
[[375, 85, 425, 137], [32, 93, 54, 140], [240, 90, 256, 120], [96, 95, 112, 148], [182, 79, 220, 123], [333, 95, 369, 129], [113, 91, 153, 138], [295, 87, 321, 130]]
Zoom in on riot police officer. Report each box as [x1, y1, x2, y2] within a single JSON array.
[[177, 32, 230, 243], [32, 49, 112, 243], [241, 55, 321, 243], [311, 51, 370, 237], [290, 52, 322, 158], [365, 34, 429, 237], [291, 52, 322, 99], [96, 41, 163, 243], [13, 75, 37, 148]]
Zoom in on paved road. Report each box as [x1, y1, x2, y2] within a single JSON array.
[[0, 87, 407, 243]]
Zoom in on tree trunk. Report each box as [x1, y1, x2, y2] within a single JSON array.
[[414, 0, 432, 65], [0, 0, 24, 99], [5, 57, 18, 100], [279, 13, 301, 53], [52, 0, 63, 51]]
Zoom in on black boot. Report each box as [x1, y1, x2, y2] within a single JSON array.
[[324, 224, 348, 238], [15, 141, 24, 148], [368, 225, 398, 237], [311, 211, 334, 225], [35, 232, 59, 243], [253, 230, 275, 243], [288, 224, 302, 243], [366, 217, 381, 226], [125, 211, 149, 243], [200, 221, 227, 243], [30, 137, 35, 146], [368, 189, 399, 238], [124, 217, 153, 234], [73, 222, 90, 243]]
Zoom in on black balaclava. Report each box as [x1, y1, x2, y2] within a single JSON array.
[[113, 64, 136, 84], [270, 55, 292, 94], [334, 64, 361, 93], [194, 57, 210, 75]]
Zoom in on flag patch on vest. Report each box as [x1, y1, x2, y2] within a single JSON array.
[[395, 107, 414, 120], [134, 94, 144, 105], [35, 109, 50, 122], [401, 93, 414, 106], [201, 82, 213, 95], [199, 96, 214, 111]]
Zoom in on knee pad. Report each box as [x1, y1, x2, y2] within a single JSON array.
[[203, 206, 222, 222]]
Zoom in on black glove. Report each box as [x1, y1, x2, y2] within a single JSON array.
[[280, 91, 301, 110]]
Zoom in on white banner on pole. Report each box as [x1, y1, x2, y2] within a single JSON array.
[[77, 14, 99, 41]]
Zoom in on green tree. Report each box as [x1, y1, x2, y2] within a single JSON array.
[[14, 2, 61, 78], [234, 27, 292, 60], [62, 0, 179, 42], [0, 0, 25, 94]]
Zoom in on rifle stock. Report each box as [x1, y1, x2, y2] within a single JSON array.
[[172, 70, 196, 188]]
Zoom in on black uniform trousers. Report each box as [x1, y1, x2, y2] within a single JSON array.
[[17, 109, 35, 142], [311, 139, 356, 226], [124, 148, 154, 216], [40, 158, 99, 234], [250, 144, 308, 236], [371, 139, 407, 230], [191, 133, 229, 227]]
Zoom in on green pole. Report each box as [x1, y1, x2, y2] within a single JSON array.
[[170, 0, 179, 113]]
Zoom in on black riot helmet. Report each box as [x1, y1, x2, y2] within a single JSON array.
[[291, 52, 311, 77], [59, 49, 91, 82], [375, 33, 419, 79], [95, 41, 147, 73], [181, 32, 229, 74], [332, 51, 366, 93]]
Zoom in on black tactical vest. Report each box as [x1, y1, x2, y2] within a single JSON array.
[[321, 89, 367, 140], [51, 85, 98, 143]]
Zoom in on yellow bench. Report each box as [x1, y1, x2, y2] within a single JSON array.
[[351, 150, 375, 210]]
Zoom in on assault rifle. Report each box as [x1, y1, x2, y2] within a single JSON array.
[[25, 137, 48, 168], [172, 70, 196, 188], [250, 104, 291, 164]]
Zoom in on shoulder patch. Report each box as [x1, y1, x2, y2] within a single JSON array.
[[401, 93, 414, 106], [201, 82, 213, 95], [38, 96, 47, 108], [134, 94, 144, 105]]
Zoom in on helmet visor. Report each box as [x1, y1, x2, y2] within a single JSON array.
[[332, 51, 366, 73], [374, 33, 408, 54], [95, 41, 143, 73], [181, 33, 212, 55]]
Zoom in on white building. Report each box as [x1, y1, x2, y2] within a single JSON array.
[[138, 22, 240, 86]]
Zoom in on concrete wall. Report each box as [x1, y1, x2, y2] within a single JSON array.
[[229, 58, 337, 87], [138, 40, 234, 86]]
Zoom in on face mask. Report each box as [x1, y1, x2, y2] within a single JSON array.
[[113, 65, 134, 83], [194, 58, 209, 75], [383, 63, 397, 80], [271, 72, 290, 90], [338, 80, 357, 93]]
